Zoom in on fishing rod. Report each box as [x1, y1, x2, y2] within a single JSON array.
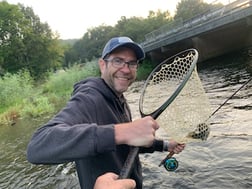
[[210, 77, 252, 117]]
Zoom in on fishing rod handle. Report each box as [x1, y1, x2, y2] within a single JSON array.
[[119, 147, 139, 179]]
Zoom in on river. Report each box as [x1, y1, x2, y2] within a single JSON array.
[[0, 51, 251, 189]]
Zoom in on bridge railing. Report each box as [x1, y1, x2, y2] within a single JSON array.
[[142, 0, 252, 46]]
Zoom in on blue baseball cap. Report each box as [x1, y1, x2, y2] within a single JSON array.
[[102, 36, 145, 60]]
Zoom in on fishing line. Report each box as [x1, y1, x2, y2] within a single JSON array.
[[209, 77, 252, 118]]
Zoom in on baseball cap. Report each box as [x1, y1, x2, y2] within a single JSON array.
[[102, 36, 145, 60]]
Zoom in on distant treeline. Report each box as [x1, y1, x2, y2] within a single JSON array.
[[0, 0, 222, 80]]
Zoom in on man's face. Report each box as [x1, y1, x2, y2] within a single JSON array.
[[99, 47, 138, 95]]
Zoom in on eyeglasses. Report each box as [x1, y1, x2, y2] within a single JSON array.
[[104, 57, 139, 70]]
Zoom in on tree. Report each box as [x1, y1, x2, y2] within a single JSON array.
[[174, 0, 213, 21], [20, 5, 63, 78], [0, 2, 63, 79], [64, 25, 114, 65], [0, 1, 26, 75], [64, 10, 172, 65]]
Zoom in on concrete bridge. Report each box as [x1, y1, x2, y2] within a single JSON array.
[[141, 0, 252, 63]]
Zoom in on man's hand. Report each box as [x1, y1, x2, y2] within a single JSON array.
[[115, 116, 159, 147], [94, 172, 136, 189], [167, 140, 186, 154]]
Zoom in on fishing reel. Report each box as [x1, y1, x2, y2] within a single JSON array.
[[159, 156, 178, 171]]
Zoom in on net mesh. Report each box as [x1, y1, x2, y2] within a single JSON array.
[[140, 52, 195, 115], [140, 50, 212, 143], [157, 68, 212, 143]]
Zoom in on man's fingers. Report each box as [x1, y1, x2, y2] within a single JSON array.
[[119, 179, 136, 188], [174, 143, 186, 153]]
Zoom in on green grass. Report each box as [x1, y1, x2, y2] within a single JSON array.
[[42, 61, 100, 97], [0, 70, 34, 113]]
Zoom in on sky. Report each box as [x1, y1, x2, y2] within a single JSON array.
[[6, 0, 230, 39]]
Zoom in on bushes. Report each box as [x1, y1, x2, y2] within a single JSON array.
[[0, 70, 34, 113], [0, 61, 100, 125], [42, 60, 100, 97], [21, 96, 55, 118], [0, 70, 34, 125], [137, 60, 155, 81]]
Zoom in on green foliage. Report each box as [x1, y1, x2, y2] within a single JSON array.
[[64, 1, 220, 67], [0, 61, 100, 124], [64, 10, 173, 65], [144, 10, 173, 37], [42, 60, 100, 97], [66, 25, 115, 64], [0, 2, 26, 74], [0, 2, 64, 79], [21, 96, 55, 118], [136, 60, 155, 81], [0, 69, 34, 113], [174, 0, 223, 21]]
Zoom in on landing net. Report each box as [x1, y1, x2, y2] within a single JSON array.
[[138, 49, 212, 143], [156, 66, 212, 143]]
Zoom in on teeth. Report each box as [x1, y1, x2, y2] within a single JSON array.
[[117, 77, 128, 81]]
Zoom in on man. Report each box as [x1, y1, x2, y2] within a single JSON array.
[[27, 36, 185, 189]]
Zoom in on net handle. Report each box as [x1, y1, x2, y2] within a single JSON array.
[[119, 49, 199, 179]]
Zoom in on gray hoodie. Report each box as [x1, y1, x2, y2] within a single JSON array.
[[27, 77, 163, 189]]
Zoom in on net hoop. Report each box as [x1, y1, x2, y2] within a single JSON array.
[[139, 49, 199, 119]]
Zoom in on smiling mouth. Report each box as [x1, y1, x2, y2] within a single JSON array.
[[116, 76, 130, 81]]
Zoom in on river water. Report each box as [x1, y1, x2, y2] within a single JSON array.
[[0, 51, 251, 189]]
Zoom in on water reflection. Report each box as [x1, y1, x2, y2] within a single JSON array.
[[0, 51, 251, 189]]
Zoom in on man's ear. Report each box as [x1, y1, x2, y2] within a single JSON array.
[[98, 58, 105, 74]]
